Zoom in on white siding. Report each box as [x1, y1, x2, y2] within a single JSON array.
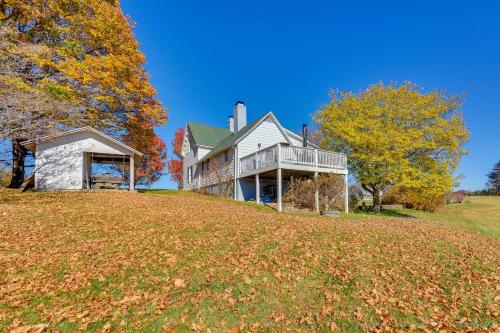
[[287, 133, 303, 147], [35, 131, 132, 191], [237, 117, 288, 161], [182, 129, 197, 190], [182, 149, 197, 190], [183, 147, 212, 190], [182, 136, 212, 191], [234, 117, 289, 200]]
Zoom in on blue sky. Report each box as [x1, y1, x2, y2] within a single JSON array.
[[121, 0, 500, 190]]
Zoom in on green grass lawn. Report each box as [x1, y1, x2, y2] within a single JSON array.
[[145, 190, 500, 238], [393, 196, 500, 238], [348, 196, 500, 238], [1, 190, 498, 332]]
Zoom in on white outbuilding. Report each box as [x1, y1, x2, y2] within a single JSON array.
[[22, 127, 143, 191]]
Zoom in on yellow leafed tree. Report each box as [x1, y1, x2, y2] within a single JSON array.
[[314, 82, 469, 212]]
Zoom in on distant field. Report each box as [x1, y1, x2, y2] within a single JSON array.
[[351, 196, 500, 238], [0, 190, 498, 332], [393, 196, 500, 238]]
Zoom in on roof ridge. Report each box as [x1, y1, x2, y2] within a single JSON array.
[[21, 126, 143, 156]]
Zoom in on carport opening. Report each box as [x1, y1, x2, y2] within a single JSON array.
[[83, 152, 131, 190]]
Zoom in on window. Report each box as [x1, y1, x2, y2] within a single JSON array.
[[188, 166, 193, 183], [201, 159, 210, 174], [224, 151, 229, 163]]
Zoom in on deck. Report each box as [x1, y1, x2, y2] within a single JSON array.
[[239, 143, 347, 178]]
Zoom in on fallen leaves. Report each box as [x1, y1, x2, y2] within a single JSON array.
[[173, 278, 186, 288], [9, 324, 47, 333], [0, 189, 498, 331]]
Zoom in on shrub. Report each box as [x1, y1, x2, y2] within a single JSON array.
[[400, 192, 444, 212], [444, 191, 466, 204], [284, 174, 344, 211], [348, 194, 361, 212], [381, 185, 444, 212], [348, 184, 363, 212], [381, 187, 399, 205], [0, 169, 11, 188]]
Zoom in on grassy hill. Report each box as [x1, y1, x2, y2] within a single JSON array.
[[0, 190, 498, 332]]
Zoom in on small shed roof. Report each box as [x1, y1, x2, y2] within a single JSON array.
[[21, 126, 144, 157]]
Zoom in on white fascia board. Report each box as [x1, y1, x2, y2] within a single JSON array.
[[21, 126, 143, 157], [233, 112, 293, 146]]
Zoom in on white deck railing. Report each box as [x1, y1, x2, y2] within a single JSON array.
[[239, 143, 346, 175]]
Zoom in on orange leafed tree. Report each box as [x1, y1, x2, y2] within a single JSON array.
[[168, 127, 185, 188], [124, 122, 167, 186], [0, 0, 168, 187]]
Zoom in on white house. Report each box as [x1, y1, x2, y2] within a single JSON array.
[[181, 101, 348, 212], [22, 127, 143, 191]]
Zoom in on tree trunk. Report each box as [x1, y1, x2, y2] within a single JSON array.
[[8, 139, 27, 189], [361, 183, 381, 213], [372, 188, 381, 213]]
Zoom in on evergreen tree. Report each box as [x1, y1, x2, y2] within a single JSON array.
[[487, 161, 500, 195]]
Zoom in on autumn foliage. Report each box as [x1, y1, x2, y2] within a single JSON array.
[[315, 82, 469, 211], [167, 128, 185, 187], [382, 185, 445, 212], [124, 122, 167, 186], [0, 0, 167, 186], [1, 0, 166, 129]]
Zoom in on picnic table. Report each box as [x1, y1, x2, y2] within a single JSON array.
[[91, 174, 123, 189]]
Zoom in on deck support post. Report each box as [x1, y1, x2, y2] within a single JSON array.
[[129, 155, 135, 191], [255, 173, 260, 204], [344, 173, 349, 213], [314, 171, 319, 213], [234, 178, 240, 200], [234, 146, 238, 200], [277, 168, 282, 212], [84, 153, 90, 190]]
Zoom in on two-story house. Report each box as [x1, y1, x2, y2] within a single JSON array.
[[181, 101, 348, 212]]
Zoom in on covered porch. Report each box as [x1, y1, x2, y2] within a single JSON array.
[[82, 152, 136, 190], [237, 143, 348, 213]]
